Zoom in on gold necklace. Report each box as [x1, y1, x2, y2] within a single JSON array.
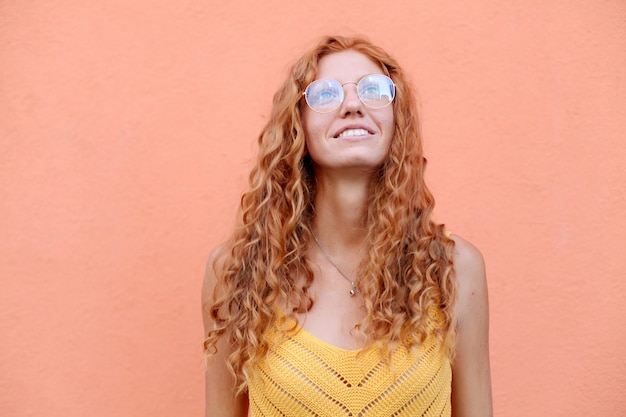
[[311, 231, 359, 297]]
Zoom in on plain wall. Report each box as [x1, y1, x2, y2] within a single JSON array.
[[1, 1, 625, 416]]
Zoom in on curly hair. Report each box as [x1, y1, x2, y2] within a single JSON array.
[[203, 35, 456, 393]]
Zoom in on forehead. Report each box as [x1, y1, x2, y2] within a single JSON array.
[[316, 50, 383, 82]]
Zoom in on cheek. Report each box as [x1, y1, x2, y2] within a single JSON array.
[[304, 133, 322, 163], [302, 109, 316, 144], [383, 111, 395, 142], [302, 107, 324, 136], [303, 124, 330, 167], [302, 110, 331, 150]]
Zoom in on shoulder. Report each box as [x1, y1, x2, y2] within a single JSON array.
[[202, 246, 222, 296], [449, 234, 484, 276], [201, 244, 250, 416], [448, 234, 488, 326], [201, 244, 230, 328], [203, 244, 231, 287], [447, 234, 493, 415]]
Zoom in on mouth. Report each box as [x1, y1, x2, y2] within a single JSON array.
[[334, 128, 374, 139]]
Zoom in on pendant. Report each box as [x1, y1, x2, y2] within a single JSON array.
[[350, 283, 358, 297]]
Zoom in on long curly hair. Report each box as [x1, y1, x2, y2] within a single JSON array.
[[203, 35, 456, 393]]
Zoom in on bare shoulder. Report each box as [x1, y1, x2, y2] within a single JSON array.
[[448, 234, 493, 416], [450, 234, 485, 278], [201, 244, 229, 330], [201, 243, 249, 417], [450, 234, 487, 292], [202, 244, 230, 294], [448, 234, 488, 325]]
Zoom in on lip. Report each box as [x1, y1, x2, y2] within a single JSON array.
[[332, 124, 376, 139]]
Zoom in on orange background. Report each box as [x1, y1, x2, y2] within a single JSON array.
[[1, 1, 625, 416]]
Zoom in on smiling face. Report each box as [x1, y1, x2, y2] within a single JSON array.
[[302, 50, 395, 175]]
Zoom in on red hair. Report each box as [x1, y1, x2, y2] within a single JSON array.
[[203, 35, 456, 393]]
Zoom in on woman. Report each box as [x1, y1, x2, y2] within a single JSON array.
[[202, 35, 492, 417]]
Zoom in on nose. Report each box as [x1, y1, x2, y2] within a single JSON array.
[[340, 83, 363, 116]]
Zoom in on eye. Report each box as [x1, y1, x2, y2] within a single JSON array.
[[309, 83, 341, 106], [315, 88, 339, 102], [359, 82, 381, 99]]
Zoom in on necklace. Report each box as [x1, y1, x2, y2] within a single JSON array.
[[311, 231, 359, 297]]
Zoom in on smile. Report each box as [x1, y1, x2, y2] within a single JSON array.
[[336, 128, 371, 138]]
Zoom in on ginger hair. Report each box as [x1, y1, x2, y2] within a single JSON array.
[[203, 35, 456, 393]]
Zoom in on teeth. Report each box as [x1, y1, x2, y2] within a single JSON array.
[[338, 128, 369, 138]]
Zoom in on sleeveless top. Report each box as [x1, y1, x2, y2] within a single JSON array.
[[247, 306, 452, 416]]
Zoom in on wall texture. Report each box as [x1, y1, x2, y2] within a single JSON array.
[[1, 1, 625, 416]]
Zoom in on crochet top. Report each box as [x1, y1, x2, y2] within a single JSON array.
[[247, 307, 451, 416]]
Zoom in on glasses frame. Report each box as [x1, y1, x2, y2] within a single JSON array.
[[303, 74, 396, 113]]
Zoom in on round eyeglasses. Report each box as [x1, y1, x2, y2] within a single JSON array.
[[303, 74, 396, 113]]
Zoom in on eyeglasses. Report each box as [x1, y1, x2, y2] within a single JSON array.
[[303, 74, 395, 113]]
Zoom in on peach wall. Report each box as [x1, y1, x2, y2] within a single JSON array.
[[1, 1, 625, 416]]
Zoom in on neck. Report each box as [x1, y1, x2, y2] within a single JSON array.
[[312, 171, 371, 251]]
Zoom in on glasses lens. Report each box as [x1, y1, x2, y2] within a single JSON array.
[[357, 75, 395, 109], [304, 79, 343, 113]]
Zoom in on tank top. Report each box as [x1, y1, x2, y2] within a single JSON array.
[[248, 306, 452, 416]]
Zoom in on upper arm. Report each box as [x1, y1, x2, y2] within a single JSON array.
[[202, 248, 249, 417], [449, 235, 493, 417]]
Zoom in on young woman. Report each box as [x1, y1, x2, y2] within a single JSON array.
[[202, 35, 493, 417]]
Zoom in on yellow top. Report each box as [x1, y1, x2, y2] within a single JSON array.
[[248, 308, 451, 417]]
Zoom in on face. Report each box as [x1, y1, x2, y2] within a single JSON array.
[[302, 50, 395, 175]]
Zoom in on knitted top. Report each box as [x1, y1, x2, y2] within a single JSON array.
[[248, 307, 451, 416]]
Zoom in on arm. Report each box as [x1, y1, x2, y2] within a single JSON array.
[[201, 249, 249, 417], [450, 235, 493, 417]]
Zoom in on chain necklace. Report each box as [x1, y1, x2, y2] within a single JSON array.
[[311, 231, 359, 297]]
